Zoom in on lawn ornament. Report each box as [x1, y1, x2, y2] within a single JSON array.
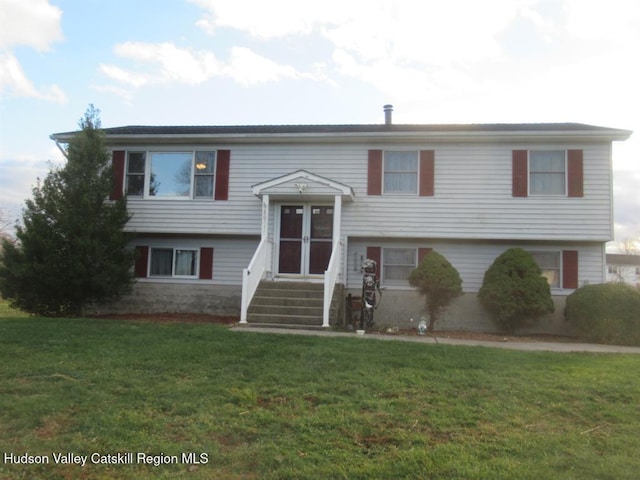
[[360, 258, 382, 329], [418, 317, 428, 335]]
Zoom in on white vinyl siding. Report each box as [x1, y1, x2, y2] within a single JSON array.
[[133, 237, 258, 285], [121, 141, 612, 241], [346, 143, 612, 241], [347, 240, 605, 293]]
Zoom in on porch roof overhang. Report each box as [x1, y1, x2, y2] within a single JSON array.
[[252, 170, 355, 202]]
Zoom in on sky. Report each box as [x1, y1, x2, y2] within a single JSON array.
[[0, 0, 638, 249]]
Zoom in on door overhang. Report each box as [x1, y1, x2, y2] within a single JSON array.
[[252, 170, 355, 202]]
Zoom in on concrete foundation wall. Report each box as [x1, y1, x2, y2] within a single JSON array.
[[87, 282, 241, 317], [90, 281, 576, 336], [345, 289, 578, 336]]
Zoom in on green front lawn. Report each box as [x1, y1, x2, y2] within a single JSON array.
[[1, 311, 639, 479]]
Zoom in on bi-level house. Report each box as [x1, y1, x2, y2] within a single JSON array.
[[51, 107, 631, 333]]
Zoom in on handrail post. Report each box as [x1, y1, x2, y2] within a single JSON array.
[[323, 195, 342, 327], [240, 268, 250, 324]]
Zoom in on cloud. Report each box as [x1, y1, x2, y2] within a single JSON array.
[[613, 170, 640, 242], [225, 47, 317, 85], [190, 0, 345, 37], [100, 41, 321, 89], [0, 0, 66, 102], [99, 42, 220, 88], [187, 0, 533, 105], [191, 0, 523, 61], [0, 51, 67, 103], [0, 0, 63, 50]]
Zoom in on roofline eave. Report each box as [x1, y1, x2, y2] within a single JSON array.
[[50, 128, 633, 145]]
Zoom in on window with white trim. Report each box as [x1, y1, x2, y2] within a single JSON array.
[[149, 248, 198, 277], [384, 151, 418, 194], [529, 151, 566, 196], [125, 151, 216, 199], [126, 152, 146, 196], [383, 248, 417, 283], [194, 151, 215, 198], [530, 251, 560, 288]]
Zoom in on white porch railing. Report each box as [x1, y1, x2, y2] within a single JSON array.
[[323, 239, 343, 327], [240, 238, 272, 324], [323, 195, 343, 327]]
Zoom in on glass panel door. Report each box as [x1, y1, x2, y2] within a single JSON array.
[[308, 206, 333, 274], [277, 204, 334, 276], [278, 206, 304, 274]]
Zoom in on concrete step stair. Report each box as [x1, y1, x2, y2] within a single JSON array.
[[247, 281, 339, 327]]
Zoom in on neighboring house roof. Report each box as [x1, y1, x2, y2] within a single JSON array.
[[51, 123, 632, 144], [606, 254, 640, 266]]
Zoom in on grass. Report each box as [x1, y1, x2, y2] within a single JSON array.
[[1, 303, 640, 479]]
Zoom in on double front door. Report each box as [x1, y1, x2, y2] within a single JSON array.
[[278, 204, 333, 276]]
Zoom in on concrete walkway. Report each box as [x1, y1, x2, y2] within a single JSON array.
[[230, 326, 640, 354]]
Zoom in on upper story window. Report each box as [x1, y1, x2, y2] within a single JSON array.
[[368, 149, 434, 197], [149, 152, 193, 197], [125, 150, 216, 199], [384, 151, 418, 194], [194, 151, 215, 198], [126, 152, 146, 196], [529, 151, 566, 196]]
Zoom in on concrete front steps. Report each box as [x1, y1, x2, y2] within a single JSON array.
[[246, 281, 340, 329]]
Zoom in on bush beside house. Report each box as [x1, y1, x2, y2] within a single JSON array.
[[565, 283, 640, 346], [478, 248, 554, 333], [408, 250, 463, 332]]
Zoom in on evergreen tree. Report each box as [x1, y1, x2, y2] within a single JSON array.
[[478, 248, 554, 333], [0, 106, 134, 316], [408, 251, 463, 332]]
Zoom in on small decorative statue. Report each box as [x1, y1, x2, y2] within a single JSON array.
[[360, 258, 381, 329], [417, 317, 428, 335]]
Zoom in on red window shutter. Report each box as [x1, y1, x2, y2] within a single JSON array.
[[366, 246, 381, 272], [562, 250, 578, 289], [214, 150, 230, 200], [134, 246, 149, 278], [368, 150, 383, 195], [512, 150, 528, 197], [418, 247, 433, 264], [419, 150, 435, 196], [111, 150, 126, 200], [567, 150, 583, 197], [199, 247, 214, 280]]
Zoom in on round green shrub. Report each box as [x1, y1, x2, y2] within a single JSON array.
[[478, 248, 554, 333], [565, 283, 640, 346], [408, 251, 463, 332]]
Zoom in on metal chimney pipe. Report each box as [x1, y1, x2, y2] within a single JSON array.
[[383, 104, 393, 125]]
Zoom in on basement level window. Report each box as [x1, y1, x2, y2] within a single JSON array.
[[530, 251, 560, 288], [150, 248, 197, 277], [383, 248, 417, 284]]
